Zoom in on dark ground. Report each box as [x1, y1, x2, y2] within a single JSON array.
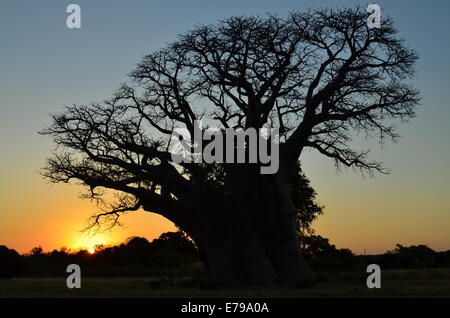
[[1, 268, 450, 298]]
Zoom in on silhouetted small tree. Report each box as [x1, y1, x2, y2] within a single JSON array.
[[30, 246, 43, 256], [289, 162, 324, 240], [0, 246, 24, 278], [300, 235, 353, 260]]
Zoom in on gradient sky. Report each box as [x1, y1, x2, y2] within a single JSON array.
[[1, 0, 449, 255]]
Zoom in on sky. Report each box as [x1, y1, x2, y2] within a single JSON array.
[[0, 0, 449, 255]]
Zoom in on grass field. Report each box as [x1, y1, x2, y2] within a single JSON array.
[[1, 268, 450, 298]]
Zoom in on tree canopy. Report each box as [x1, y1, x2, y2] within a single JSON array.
[[41, 7, 420, 284], [42, 8, 419, 226]]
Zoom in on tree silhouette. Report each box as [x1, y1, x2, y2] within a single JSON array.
[[30, 246, 43, 256], [41, 7, 419, 284], [180, 162, 324, 275], [299, 235, 353, 260], [203, 161, 324, 240], [289, 162, 324, 240], [0, 245, 23, 278]]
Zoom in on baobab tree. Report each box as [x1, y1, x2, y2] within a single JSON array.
[[41, 7, 420, 285]]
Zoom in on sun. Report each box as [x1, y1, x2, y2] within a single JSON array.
[[72, 233, 114, 254]]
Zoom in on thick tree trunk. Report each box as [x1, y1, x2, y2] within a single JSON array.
[[183, 162, 311, 285]]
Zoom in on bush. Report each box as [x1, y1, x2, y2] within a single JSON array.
[[0, 245, 24, 278]]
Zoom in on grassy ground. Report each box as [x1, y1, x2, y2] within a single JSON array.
[[1, 268, 450, 298]]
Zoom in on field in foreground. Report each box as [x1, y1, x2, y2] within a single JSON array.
[[1, 268, 450, 298]]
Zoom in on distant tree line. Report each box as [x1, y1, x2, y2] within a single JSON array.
[[1, 231, 450, 279], [0, 231, 198, 278], [304, 242, 450, 272]]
